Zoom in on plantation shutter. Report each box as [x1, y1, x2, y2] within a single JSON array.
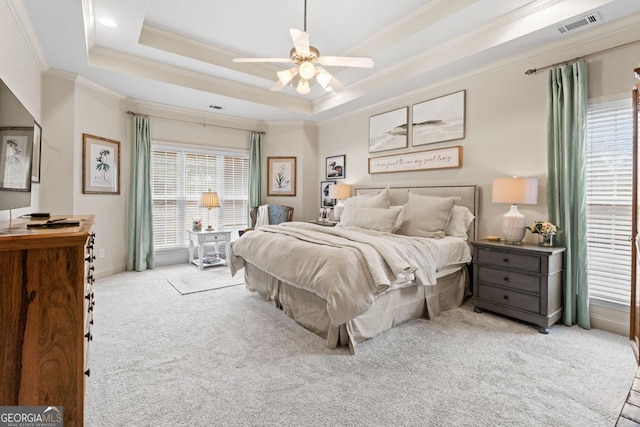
[[150, 144, 248, 249], [586, 98, 633, 305]]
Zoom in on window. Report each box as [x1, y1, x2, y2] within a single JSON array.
[[586, 98, 633, 306], [151, 144, 249, 249]]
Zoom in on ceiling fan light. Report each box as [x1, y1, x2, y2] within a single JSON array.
[[297, 79, 310, 94], [277, 68, 297, 85], [298, 61, 316, 80]]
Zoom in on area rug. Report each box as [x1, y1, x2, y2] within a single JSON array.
[[166, 266, 244, 295]]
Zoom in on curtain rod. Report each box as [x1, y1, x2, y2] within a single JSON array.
[[126, 111, 266, 135], [524, 39, 640, 75]]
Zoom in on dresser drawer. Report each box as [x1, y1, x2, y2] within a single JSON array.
[[477, 248, 541, 273], [477, 266, 541, 294], [477, 284, 540, 314]]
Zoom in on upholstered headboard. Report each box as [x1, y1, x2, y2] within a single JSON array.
[[354, 185, 480, 241]]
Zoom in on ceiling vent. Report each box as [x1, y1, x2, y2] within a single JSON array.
[[556, 12, 602, 34]]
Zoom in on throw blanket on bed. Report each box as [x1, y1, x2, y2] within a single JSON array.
[[230, 222, 439, 325]]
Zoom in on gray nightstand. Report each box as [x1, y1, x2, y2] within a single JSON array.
[[470, 240, 565, 334]]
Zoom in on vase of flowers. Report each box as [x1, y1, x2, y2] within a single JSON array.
[[192, 217, 202, 232], [527, 221, 557, 247]]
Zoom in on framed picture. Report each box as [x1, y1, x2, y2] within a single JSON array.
[[267, 156, 296, 196], [32, 121, 42, 183], [82, 133, 120, 194], [412, 90, 465, 147], [321, 180, 336, 208], [319, 208, 331, 222], [369, 107, 408, 153], [0, 127, 33, 192], [326, 155, 346, 179], [368, 146, 462, 174]]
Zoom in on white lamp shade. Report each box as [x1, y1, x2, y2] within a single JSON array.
[[199, 191, 220, 208], [492, 177, 538, 205], [328, 184, 351, 200], [297, 79, 310, 94]]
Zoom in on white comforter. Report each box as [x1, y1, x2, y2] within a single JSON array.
[[231, 222, 442, 325]]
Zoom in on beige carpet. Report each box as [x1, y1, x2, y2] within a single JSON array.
[[166, 264, 243, 294]]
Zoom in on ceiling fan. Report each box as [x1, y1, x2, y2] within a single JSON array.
[[232, 0, 374, 95]]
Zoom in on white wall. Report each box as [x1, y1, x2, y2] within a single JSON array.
[[0, 1, 42, 221]]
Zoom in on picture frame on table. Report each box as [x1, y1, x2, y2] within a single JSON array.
[[326, 154, 346, 179], [319, 208, 331, 222], [267, 156, 296, 196], [369, 107, 408, 153], [321, 180, 336, 208], [31, 121, 42, 183], [82, 133, 120, 194]]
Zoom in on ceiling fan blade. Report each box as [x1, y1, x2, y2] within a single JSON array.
[[271, 81, 285, 92], [316, 68, 344, 92], [277, 67, 298, 86], [318, 56, 374, 68], [232, 57, 293, 63], [289, 29, 311, 56]]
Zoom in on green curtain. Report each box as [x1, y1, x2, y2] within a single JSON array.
[[546, 60, 589, 328], [248, 132, 262, 227], [127, 115, 155, 271]]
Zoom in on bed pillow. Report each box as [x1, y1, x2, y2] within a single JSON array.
[[445, 206, 475, 240], [337, 205, 402, 233], [343, 187, 390, 209], [398, 193, 457, 238], [391, 204, 406, 233]]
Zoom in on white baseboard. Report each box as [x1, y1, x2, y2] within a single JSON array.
[[590, 303, 629, 337]]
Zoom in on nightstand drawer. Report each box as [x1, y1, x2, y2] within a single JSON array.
[[477, 284, 540, 314], [477, 248, 541, 273], [477, 266, 541, 294]]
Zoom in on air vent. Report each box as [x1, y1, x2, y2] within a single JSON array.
[[209, 105, 222, 110], [556, 12, 602, 34]]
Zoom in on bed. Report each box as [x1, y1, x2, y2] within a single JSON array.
[[231, 185, 479, 353]]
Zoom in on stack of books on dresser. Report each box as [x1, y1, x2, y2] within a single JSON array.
[[202, 251, 225, 266]]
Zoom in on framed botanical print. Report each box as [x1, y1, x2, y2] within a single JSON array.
[[326, 154, 345, 179], [82, 133, 120, 194], [321, 180, 336, 208], [267, 156, 296, 196]]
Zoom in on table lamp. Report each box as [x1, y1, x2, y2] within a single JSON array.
[[492, 177, 538, 244], [328, 183, 352, 221], [199, 190, 221, 231]]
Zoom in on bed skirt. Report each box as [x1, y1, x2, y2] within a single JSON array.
[[243, 262, 470, 354]]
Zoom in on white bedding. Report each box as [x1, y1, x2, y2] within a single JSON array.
[[431, 236, 472, 276]]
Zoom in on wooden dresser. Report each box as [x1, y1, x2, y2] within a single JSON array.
[[0, 215, 95, 426], [470, 240, 565, 333]]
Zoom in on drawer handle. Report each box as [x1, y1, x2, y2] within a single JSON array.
[[503, 277, 509, 282], [503, 258, 509, 263], [503, 294, 509, 301]]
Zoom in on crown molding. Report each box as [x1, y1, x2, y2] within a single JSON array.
[[7, 0, 49, 72], [44, 68, 126, 100]]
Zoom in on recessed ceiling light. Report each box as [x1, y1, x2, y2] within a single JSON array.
[[98, 17, 117, 28]]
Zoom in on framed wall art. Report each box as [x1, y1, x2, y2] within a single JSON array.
[[267, 156, 296, 196], [82, 133, 120, 194], [369, 107, 408, 153], [31, 121, 42, 183], [0, 126, 33, 192], [412, 90, 465, 147], [321, 180, 336, 208], [326, 155, 345, 179], [368, 146, 462, 174]]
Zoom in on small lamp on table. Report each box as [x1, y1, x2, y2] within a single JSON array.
[[328, 184, 352, 221], [492, 177, 538, 244], [199, 190, 221, 231]]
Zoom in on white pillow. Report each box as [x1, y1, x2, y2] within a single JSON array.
[[391, 204, 406, 233], [337, 205, 402, 233], [343, 187, 390, 209], [445, 206, 475, 240], [398, 192, 457, 238]]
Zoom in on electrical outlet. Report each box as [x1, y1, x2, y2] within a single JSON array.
[[99, 249, 105, 258]]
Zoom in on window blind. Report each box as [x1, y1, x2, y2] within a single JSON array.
[[151, 144, 249, 249], [586, 98, 633, 305]]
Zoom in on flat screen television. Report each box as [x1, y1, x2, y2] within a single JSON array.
[[0, 78, 35, 211]]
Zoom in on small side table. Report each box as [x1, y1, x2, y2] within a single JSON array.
[[187, 229, 232, 270]]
